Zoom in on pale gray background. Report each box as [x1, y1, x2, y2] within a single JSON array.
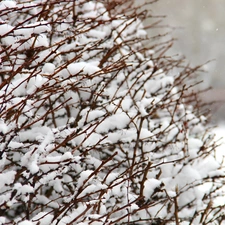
[[146, 0, 225, 88], [144, 0, 225, 122]]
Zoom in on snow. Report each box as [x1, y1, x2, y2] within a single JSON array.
[[6, 73, 48, 96], [86, 29, 107, 39], [0, 0, 17, 10], [77, 170, 93, 188], [0, 217, 6, 225], [78, 183, 107, 198], [18, 221, 34, 225], [0, 171, 16, 189], [39, 171, 58, 185], [42, 63, 55, 74], [144, 73, 174, 94], [95, 112, 130, 133], [108, 128, 136, 143], [19, 126, 52, 142], [0, 24, 14, 36], [86, 110, 106, 122], [67, 62, 100, 76], [56, 22, 70, 32], [175, 165, 201, 186], [213, 126, 225, 160], [21, 150, 39, 174], [0, 119, 8, 134], [14, 183, 34, 195], [35, 194, 59, 209], [104, 172, 119, 185], [143, 178, 162, 198], [14, 21, 51, 37], [60, 152, 73, 161], [31, 212, 54, 225], [1, 0, 225, 224], [188, 138, 203, 158]]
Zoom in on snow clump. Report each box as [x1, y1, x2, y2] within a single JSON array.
[[0, 0, 224, 224]]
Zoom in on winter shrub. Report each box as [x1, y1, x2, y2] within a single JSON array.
[[0, 0, 224, 224]]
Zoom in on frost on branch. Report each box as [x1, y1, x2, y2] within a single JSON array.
[[0, 0, 224, 224]]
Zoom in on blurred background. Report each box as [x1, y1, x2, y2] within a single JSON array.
[[145, 0, 225, 122]]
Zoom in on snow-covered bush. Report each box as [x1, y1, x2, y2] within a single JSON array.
[[0, 0, 224, 224]]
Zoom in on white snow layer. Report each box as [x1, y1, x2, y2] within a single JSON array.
[[0, 0, 225, 224]]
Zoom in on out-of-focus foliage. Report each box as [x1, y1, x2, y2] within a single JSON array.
[[0, 0, 224, 224]]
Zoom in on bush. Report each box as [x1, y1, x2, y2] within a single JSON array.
[[0, 0, 224, 224]]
